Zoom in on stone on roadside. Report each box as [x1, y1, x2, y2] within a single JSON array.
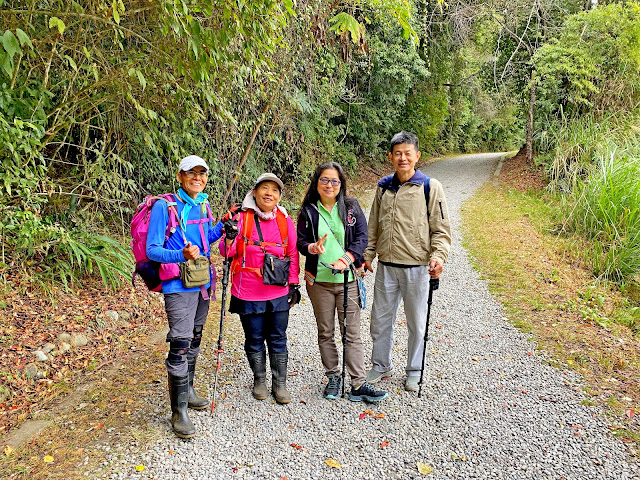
[[105, 310, 119, 323], [42, 343, 56, 354], [58, 332, 71, 343], [33, 350, 49, 362], [118, 311, 131, 322], [71, 333, 89, 348], [58, 342, 71, 354], [24, 363, 40, 378]]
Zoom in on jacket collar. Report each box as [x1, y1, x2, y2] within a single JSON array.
[[379, 169, 427, 192]]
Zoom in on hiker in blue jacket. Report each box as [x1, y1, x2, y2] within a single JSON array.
[[146, 155, 238, 438]]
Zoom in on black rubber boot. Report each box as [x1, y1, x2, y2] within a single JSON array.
[[247, 350, 268, 400], [168, 374, 195, 438], [269, 352, 291, 404], [187, 358, 209, 410]]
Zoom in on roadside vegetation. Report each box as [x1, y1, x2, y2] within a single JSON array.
[[2, 0, 640, 474], [462, 153, 640, 451]]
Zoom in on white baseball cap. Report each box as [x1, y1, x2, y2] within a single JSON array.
[[254, 172, 284, 191], [178, 155, 209, 172]]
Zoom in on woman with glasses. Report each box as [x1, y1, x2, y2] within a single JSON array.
[[297, 162, 387, 403], [146, 155, 239, 438]]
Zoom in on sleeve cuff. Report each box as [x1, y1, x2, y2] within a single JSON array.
[[340, 252, 354, 266]]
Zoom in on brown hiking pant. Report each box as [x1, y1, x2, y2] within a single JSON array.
[[306, 280, 366, 387]]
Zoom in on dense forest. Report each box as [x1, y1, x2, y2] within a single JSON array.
[[1, 0, 639, 288]]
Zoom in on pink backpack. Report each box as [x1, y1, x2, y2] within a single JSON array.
[[130, 194, 179, 291]]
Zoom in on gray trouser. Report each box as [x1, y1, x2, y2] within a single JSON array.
[[307, 281, 366, 387], [164, 289, 210, 376], [369, 263, 430, 376]]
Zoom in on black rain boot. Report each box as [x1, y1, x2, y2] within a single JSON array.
[[168, 374, 195, 438], [269, 352, 291, 404], [247, 350, 268, 400], [187, 358, 209, 410]]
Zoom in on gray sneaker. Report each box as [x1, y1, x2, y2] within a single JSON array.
[[405, 376, 420, 392], [323, 375, 342, 400], [366, 369, 386, 384]]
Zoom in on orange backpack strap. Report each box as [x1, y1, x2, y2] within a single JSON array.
[[274, 209, 288, 247], [230, 209, 290, 280]]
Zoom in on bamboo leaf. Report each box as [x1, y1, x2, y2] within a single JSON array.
[[64, 55, 78, 72], [48, 17, 66, 35], [1, 30, 21, 59], [15, 29, 33, 49]]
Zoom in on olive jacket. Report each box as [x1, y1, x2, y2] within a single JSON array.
[[363, 169, 451, 266]]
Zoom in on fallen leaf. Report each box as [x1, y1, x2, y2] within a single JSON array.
[[380, 440, 390, 448], [290, 443, 302, 450], [221, 392, 227, 399], [359, 412, 366, 420], [44, 455, 54, 463], [626, 409, 635, 419], [325, 458, 342, 469], [300, 400, 307, 405], [4, 446, 13, 455], [375, 413, 385, 418], [571, 425, 584, 429], [135, 465, 145, 471], [417, 461, 433, 475]]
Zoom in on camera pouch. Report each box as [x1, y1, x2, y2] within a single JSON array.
[[179, 255, 210, 288], [262, 252, 290, 286]]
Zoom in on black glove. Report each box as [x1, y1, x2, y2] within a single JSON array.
[[221, 203, 242, 223], [223, 219, 239, 240], [288, 284, 301, 307]]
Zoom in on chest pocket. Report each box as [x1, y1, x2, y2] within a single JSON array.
[[402, 188, 429, 252]]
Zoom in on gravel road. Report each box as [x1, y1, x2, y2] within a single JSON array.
[[107, 153, 639, 479]]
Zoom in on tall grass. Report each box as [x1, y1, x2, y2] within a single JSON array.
[[536, 110, 640, 284], [564, 152, 640, 283], [536, 110, 640, 192]]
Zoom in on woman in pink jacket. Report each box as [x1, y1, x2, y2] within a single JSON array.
[[220, 173, 300, 404]]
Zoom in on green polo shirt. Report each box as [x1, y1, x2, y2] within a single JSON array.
[[316, 201, 354, 283]]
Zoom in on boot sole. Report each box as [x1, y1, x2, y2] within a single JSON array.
[[174, 430, 196, 439], [188, 403, 209, 410], [253, 393, 269, 400]]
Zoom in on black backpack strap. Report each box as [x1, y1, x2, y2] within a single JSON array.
[[424, 177, 431, 218], [380, 179, 431, 217]]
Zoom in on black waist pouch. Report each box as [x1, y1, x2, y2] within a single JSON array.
[[262, 253, 290, 286]]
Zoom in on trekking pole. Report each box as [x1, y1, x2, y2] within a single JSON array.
[[418, 278, 439, 398], [341, 270, 349, 398], [211, 241, 231, 414]]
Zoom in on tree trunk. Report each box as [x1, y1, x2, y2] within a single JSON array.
[[526, 70, 536, 162]]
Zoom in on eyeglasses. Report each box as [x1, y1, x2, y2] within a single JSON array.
[[182, 170, 208, 179], [319, 177, 341, 187]]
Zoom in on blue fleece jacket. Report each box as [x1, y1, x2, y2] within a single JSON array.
[[146, 196, 224, 294]]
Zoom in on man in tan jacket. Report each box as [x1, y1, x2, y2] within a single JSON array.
[[363, 131, 451, 391]]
